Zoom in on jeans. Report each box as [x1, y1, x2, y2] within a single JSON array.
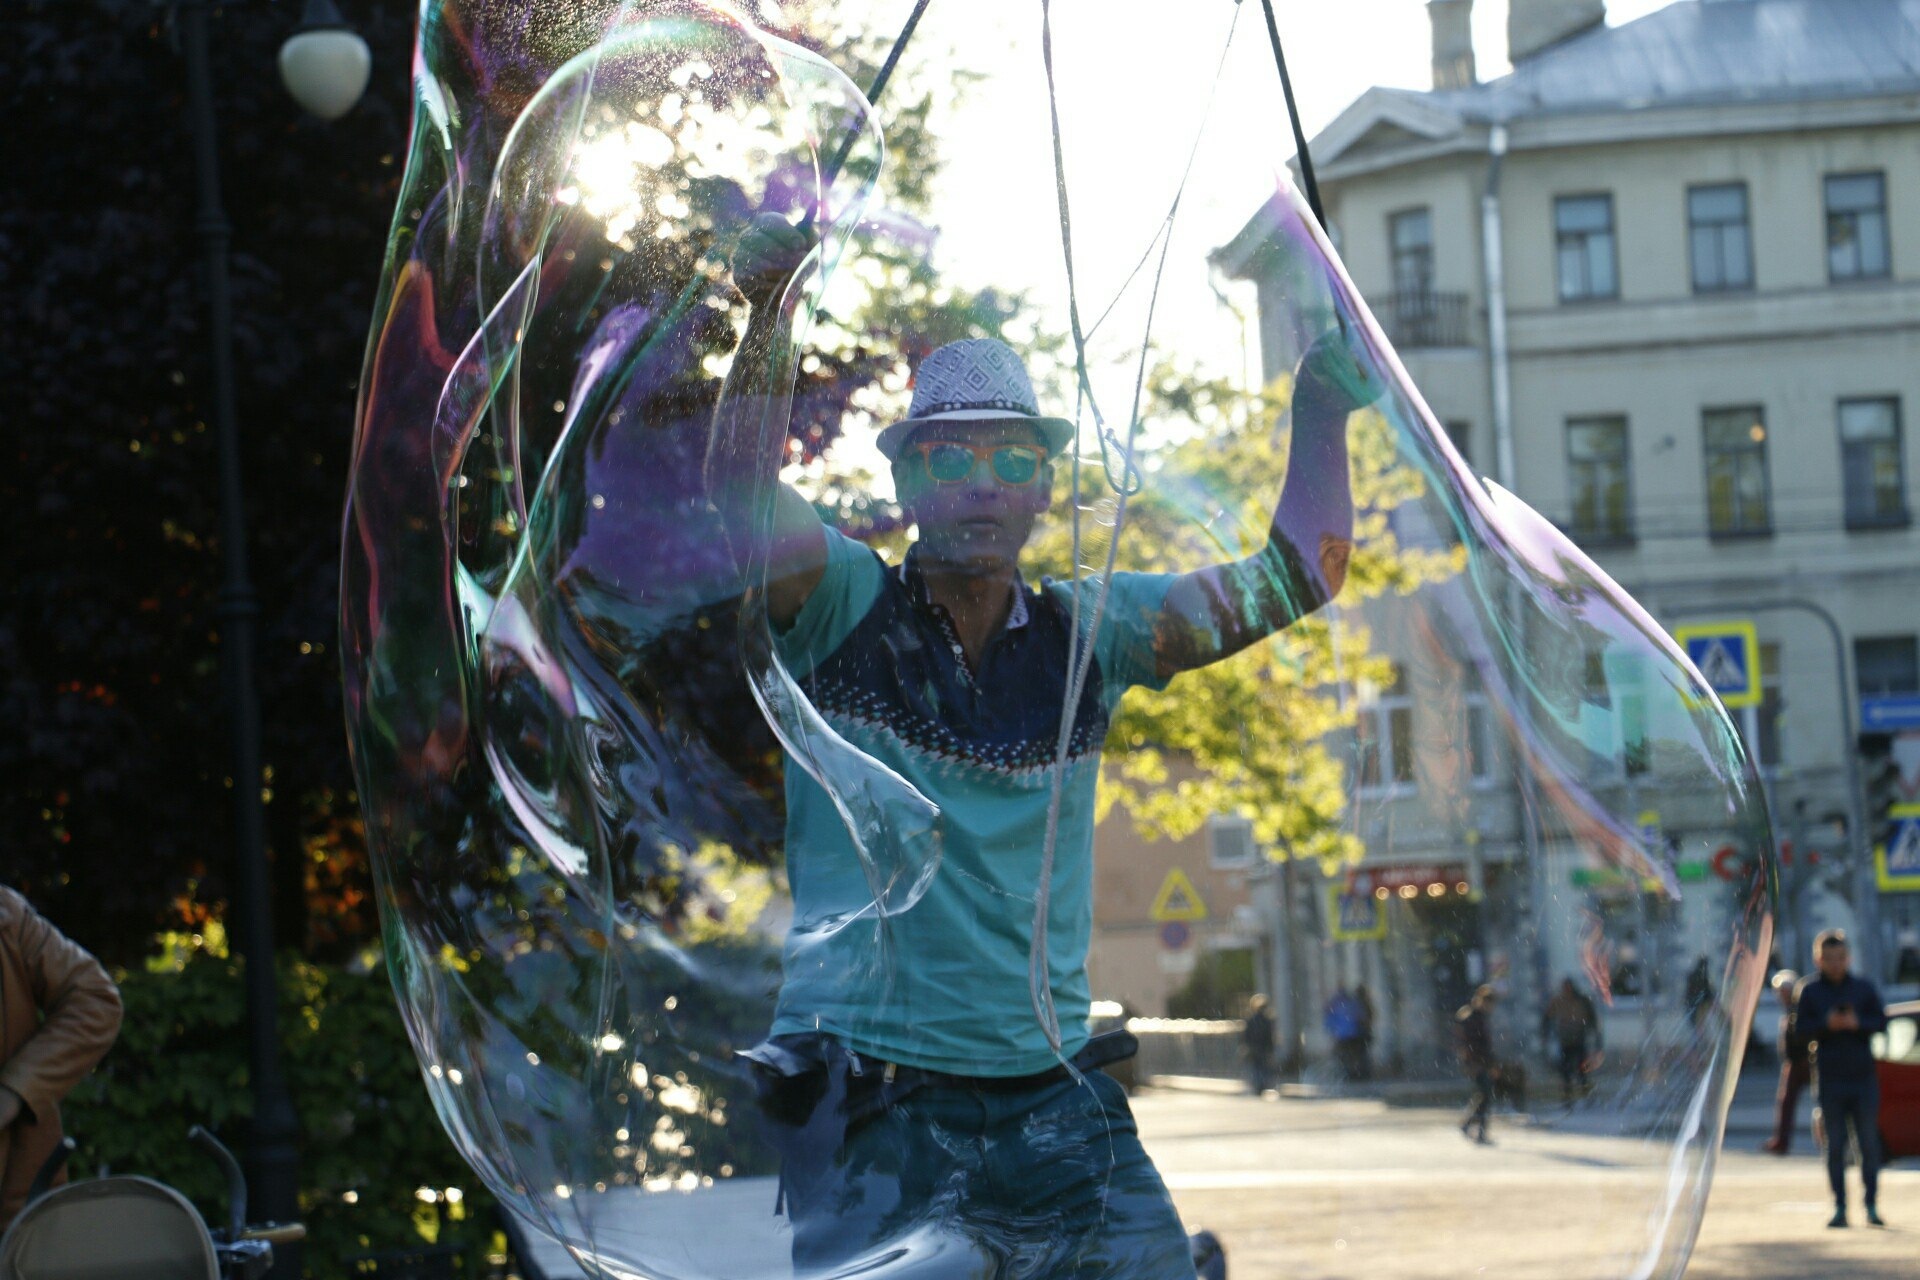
[[756, 1042, 1193, 1278], [1817, 1075, 1881, 1207]]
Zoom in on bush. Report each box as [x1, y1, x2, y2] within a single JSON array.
[[65, 952, 500, 1276]]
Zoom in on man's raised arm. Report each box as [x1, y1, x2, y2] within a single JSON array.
[[706, 212, 831, 630], [1153, 330, 1381, 679]]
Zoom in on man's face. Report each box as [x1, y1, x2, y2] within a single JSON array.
[[1819, 943, 1850, 982], [896, 421, 1052, 571]]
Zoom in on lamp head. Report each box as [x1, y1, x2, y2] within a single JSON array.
[[278, 0, 371, 121]]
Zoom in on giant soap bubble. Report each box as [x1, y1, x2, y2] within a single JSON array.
[[342, 2, 1775, 1276]]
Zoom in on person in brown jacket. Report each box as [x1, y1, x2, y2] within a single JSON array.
[[0, 887, 123, 1226]]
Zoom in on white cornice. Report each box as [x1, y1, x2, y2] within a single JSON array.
[[1314, 91, 1920, 188], [1310, 88, 1468, 169]]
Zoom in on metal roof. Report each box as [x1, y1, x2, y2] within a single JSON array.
[[1428, 0, 1920, 121]]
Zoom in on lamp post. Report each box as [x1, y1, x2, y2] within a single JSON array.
[[165, 0, 369, 1264]]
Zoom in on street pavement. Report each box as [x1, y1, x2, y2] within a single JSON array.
[[509, 1072, 1913, 1277], [1138, 1074, 1916, 1278]]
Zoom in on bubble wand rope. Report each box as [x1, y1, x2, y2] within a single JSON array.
[[1256, 0, 1325, 231], [1027, 0, 1238, 1059], [801, 0, 935, 233]]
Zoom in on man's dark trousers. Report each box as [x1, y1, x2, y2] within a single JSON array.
[[1818, 1075, 1881, 1209], [1767, 1056, 1809, 1151]]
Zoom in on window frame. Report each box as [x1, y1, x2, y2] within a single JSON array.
[[1838, 396, 1909, 531], [1565, 414, 1635, 546], [1444, 420, 1473, 467], [1687, 181, 1754, 294], [1389, 206, 1435, 297], [1702, 405, 1773, 539], [1854, 635, 1920, 698], [1825, 170, 1891, 283], [1554, 193, 1620, 303], [1355, 666, 1418, 799]]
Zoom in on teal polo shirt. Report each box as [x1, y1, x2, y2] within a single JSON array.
[[771, 529, 1175, 1075]]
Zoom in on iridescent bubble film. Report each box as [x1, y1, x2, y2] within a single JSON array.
[[342, 3, 1775, 1277]]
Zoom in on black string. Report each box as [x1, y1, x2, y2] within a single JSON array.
[[1257, 0, 1325, 231], [814, 0, 935, 207]]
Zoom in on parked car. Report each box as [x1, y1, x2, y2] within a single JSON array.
[[1873, 999, 1920, 1162]]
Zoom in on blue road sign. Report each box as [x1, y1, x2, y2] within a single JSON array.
[[1674, 621, 1760, 708], [1862, 694, 1920, 733], [1879, 805, 1920, 892]]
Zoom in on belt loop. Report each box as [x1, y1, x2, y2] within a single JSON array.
[[883, 1061, 898, 1083]]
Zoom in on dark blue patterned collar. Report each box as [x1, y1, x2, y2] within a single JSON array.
[[897, 545, 1031, 631]]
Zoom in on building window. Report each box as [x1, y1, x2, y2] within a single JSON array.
[[1464, 666, 1495, 784], [1445, 420, 1472, 466], [1826, 171, 1891, 281], [1566, 416, 1632, 543], [1586, 651, 1649, 777], [1555, 194, 1618, 302], [1390, 207, 1434, 295], [1356, 665, 1415, 795], [1839, 397, 1908, 529], [1741, 642, 1784, 771], [1703, 407, 1771, 537], [1688, 182, 1753, 293], [1856, 636, 1919, 697]]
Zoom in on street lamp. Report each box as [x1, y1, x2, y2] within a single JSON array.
[[162, 0, 369, 1266], [278, 0, 373, 121]]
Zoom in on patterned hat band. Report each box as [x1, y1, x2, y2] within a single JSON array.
[[910, 403, 1038, 420]]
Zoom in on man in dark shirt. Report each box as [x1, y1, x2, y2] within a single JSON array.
[[1794, 930, 1888, 1227]]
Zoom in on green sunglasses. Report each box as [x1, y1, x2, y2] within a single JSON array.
[[912, 441, 1048, 487]]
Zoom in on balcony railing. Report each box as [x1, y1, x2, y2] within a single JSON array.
[[1385, 289, 1471, 349]]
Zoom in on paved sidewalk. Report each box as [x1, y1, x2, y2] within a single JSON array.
[[1137, 1085, 1915, 1279]]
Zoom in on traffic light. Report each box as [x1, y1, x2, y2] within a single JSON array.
[[1862, 732, 1900, 851]]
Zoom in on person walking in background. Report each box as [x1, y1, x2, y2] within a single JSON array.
[[1760, 968, 1811, 1155], [0, 888, 123, 1226], [1542, 977, 1601, 1104], [1352, 984, 1376, 1083], [1456, 985, 1498, 1145], [1795, 930, 1887, 1228], [1322, 987, 1366, 1084], [1242, 994, 1276, 1096]]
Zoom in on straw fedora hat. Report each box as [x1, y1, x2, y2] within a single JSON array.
[[876, 338, 1075, 461]]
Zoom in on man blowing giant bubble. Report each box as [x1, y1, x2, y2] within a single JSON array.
[[716, 212, 1381, 1274]]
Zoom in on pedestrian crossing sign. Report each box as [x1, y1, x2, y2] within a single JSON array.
[[1877, 802, 1920, 892], [1327, 884, 1387, 941], [1674, 620, 1761, 709], [1150, 867, 1209, 922]]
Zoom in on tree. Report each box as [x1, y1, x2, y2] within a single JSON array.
[[3, 0, 418, 962], [1, 0, 1013, 963]]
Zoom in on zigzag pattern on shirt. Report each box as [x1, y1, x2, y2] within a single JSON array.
[[806, 678, 1108, 782]]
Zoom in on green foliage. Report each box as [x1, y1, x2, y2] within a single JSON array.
[[65, 953, 497, 1276], [1165, 947, 1258, 1020]]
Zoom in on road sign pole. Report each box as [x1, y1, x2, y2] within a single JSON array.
[[1661, 599, 1877, 980]]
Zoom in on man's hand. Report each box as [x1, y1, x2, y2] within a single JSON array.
[[0, 1088, 23, 1132], [1828, 1008, 1861, 1032], [730, 211, 813, 306], [1293, 327, 1386, 419]]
